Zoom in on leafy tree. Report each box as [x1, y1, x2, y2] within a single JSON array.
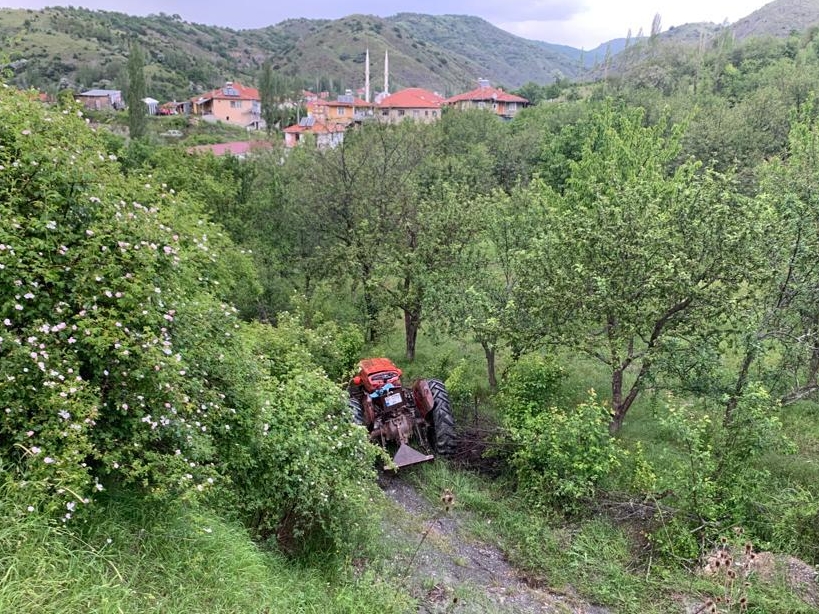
[[126, 39, 147, 140], [516, 102, 767, 432], [432, 184, 550, 388]]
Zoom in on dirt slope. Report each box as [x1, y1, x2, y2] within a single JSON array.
[[378, 473, 610, 613]]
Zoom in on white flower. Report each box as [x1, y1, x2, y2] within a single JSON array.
[[43, 456, 55, 464], [30, 446, 41, 455], [45, 220, 57, 230]]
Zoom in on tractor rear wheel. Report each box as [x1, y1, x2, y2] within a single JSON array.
[[349, 396, 364, 426], [427, 378, 455, 457]]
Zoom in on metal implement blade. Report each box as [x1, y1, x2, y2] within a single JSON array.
[[389, 443, 434, 469]]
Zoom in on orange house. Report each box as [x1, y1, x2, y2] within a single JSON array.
[[307, 92, 375, 122], [192, 81, 261, 129], [446, 79, 529, 119]]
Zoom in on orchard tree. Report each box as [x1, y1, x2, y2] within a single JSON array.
[[516, 102, 767, 432], [432, 184, 551, 388]]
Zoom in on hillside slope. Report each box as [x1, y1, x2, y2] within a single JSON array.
[[0, 7, 578, 99]]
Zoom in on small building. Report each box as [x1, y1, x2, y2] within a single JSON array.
[[76, 89, 123, 111], [283, 117, 347, 149], [191, 81, 261, 129], [142, 97, 159, 115], [445, 79, 529, 119], [376, 88, 446, 124], [307, 91, 375, 123]]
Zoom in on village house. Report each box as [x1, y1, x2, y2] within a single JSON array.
[[283, 117, 347, 149], [76, 89, 123, 111], [445, 79, 529, 119], [191, 81, 261, 129], [377, 88, 446, 124], [307, 91, 375, 123]]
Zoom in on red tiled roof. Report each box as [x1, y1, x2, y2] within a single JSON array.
[[283, 120, 349, 135], [194, 82, 259, 103], [324, 97, 372, 107], [378, 88, 446, 109], [446, 86, 528, 105], [187, 141, 271, 156]]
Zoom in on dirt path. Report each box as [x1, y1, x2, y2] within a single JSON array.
[[378, 473, 610, 614]]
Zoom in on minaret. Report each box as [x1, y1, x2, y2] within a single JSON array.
[[365, 48, 371, 103], [384, 49, 389, 95]]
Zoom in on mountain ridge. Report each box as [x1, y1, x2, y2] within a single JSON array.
[[2, 1, 818, 101]]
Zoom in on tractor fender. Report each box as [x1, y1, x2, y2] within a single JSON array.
[[412, 379, 435, 419]]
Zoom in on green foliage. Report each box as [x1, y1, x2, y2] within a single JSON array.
[[0, 482, 412, 613], [126, 39, 147, 139], [496, 354, 565, 412], [500, 357, 618, 510], [655, 386, 794, 552], [0, 82, 377, 557], [764, 487, 819, 562]]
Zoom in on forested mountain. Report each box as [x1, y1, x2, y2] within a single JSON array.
[[5, 1, 819, 101]]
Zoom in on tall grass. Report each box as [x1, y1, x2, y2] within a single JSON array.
[[0, 483, 413, 614]]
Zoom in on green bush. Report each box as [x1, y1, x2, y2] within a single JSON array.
[[655, 385, 795, 556], [502, 388, 620, 511], [497, 354, 565, 413], [0, 83, 378, 556]]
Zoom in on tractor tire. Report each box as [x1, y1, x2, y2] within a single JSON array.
[[427, 378, 456, 457], [349, 396, 364, 426]]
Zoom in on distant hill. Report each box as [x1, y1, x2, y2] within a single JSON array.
[[0, 7, 579, 100], [731, 0, 819, 39], [2, 1, 819, 102]]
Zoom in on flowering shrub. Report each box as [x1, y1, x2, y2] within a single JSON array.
[[0, 84, 378, 553]]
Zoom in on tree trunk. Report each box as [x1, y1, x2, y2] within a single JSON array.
[[610, 367, 625, 434], [725, 343, 756, 426], [404, 308, 421, 362], [482, 341, 497, 391], [361, 261, 378, 343]]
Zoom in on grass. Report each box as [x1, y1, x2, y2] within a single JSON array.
[[0, 485, 414, 614], [406, 461, 817, 613]]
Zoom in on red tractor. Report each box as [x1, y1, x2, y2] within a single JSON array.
[[348, 357, 455, 468]]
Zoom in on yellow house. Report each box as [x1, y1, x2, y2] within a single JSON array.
[[191, 82, 261, 129]]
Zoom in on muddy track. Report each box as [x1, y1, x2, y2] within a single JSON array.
[[378, 472, 610, 614]]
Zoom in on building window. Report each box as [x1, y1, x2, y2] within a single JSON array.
[[337, 107, 346, 115], [425, 110, 429, 116], [230, 100, 243, 108], [413, 110, 420, 117], [382, 109, 389, 116], [432, 110, 438, 117], [508, 103, 517, 112], [398, 110, 405, 117]]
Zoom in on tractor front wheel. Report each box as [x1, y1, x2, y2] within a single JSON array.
[[427, 379, 456, 457]]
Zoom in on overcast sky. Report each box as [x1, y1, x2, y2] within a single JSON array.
[[6, 0, 772, 48]]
